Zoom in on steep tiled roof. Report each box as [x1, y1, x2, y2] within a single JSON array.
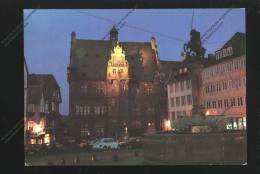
[[205, 32, 246, 67], [28, 74, 62, 103], [160, 60, 181, 84], [27, 85, 43, 104], [70, 39, 158, 81]]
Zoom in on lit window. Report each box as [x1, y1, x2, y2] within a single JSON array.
[[51, 102, 56, 112], [243, 117, 246, 129], [30, 139, 36, 145], [118, 69, 124, 73], [75, 105, 79, 114], [87, 106, 91, 115], [186, 79, 191, 90], [27, 104, 35, 112], [101, 107, 105, 115], [79, 105, 84, 115], [80, 124, 88, 137], [27, 121, 34, 131], [233, 118, 238, 130], [94, 106, 98, 115], [83, 106, 87, 115], [147, 86, 153, 95], [80, 84, 88, 93], [45, 102, 49, 113]]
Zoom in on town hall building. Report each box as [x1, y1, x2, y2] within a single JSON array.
[[67, 26, 178, 140]]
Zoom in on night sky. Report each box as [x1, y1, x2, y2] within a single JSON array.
[[24, 9, 245, 115]]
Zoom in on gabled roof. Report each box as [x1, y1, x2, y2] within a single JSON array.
[[28, 74, 60, 88], [27, 85, 43, 104], [160, 60, 181, 84], [219, 32, 245, 51], [28, 74, 62, 103], [205, 32, 246, 67], [70, 38, 158, 81]]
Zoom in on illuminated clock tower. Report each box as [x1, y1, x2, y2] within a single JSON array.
[[106, 42, 129, 137]]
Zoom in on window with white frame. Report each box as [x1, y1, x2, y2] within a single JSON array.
[[51, 102, 56, 112], [27, 104, 35, 112]]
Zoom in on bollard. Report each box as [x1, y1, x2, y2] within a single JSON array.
[[74, 156, 80, 165], [91, 154, 97, 162], [61, 158, 66, 165]]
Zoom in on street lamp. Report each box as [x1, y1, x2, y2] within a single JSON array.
[[164, 119, 171, 131], [125, 126, 127, 133]]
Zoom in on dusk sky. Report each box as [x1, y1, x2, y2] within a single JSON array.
[[24, 9, 245, 115]]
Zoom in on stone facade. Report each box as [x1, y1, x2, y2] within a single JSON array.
[[67, 27, 177, 140]]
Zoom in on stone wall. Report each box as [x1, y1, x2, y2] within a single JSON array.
[[143, 131, 246, 165]]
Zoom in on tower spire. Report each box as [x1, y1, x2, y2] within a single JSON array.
[[191, 9, 194, 30], [110, 25, 118, 46]]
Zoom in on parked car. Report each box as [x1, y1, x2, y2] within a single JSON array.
[[127, 137, 143, 149], [118, 139, 128, 149], [54, 141, 63, 148], [62, 136, 76, 146], [92, 138, 119, 150], [119, 137, 143, 149], [78, 139, 89, 148], [88, 138, 99, 149]]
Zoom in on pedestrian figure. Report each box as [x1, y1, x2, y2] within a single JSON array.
[[74, 156, 79, 165], [61, 158, 66, 165], [113, 153, 118, 162], [135, 151, 139, 157]]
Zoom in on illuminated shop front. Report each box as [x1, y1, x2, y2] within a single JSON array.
[[226, 116, 246, 130], [26, 119, 52, 145]]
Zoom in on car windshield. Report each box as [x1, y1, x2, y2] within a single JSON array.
[[101, 138, 114, 142]]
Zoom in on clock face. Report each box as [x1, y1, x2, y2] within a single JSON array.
[[76, 48, 87, 59]]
